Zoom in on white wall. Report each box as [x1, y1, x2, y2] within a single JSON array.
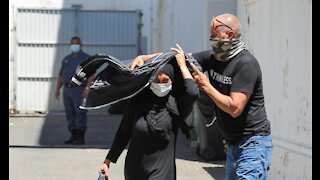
[[9, 0, 236, 112], [151, 0, 237, 53], [9, 0, 154, 112], [9, 0, 16, 111], [237, 0, 312, 179], [9, 0, 237, 69], [9, 0, 236, 53], [9, 0, 153, 52], [151, 0, 207, 53]]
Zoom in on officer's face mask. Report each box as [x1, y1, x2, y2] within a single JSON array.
[[150, 82, 172, 97], [70, 44, 81, 53]]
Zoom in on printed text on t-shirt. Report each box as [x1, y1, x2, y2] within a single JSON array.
[[209, 70, 232, 85]]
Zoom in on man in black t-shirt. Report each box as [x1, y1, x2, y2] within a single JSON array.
[[130, 13, 273, 180], [189, 14, 273, 180]]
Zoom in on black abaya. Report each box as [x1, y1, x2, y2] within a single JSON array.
[[106, 79, 198, 180]]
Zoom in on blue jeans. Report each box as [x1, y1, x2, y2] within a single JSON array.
[[63, 86, 88, 131], [226, 134, 273, 180]]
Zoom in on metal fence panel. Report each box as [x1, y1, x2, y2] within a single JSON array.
[[14, 8, 141, 113], [16, 78, 64, 112], [17, 9, 75, 44], [79, 10, 138, 45]]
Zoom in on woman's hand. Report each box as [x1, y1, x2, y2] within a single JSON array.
[[171, 43, 193, 79], [130, 53, 162, 70], [98, 159, 111, 177], [130, 55, 145, 70], [171, 43, 187, 68]]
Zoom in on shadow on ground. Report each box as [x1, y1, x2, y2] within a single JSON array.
[[10, 110, 226, 164], [38, 112, 119, 149], [203, 165, 226, 179]]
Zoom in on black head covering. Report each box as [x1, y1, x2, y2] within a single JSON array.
[[158, 63, 174, 81]]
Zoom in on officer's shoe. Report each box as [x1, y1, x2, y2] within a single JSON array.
[[71, 137, 85, 145], [71, 130, 86, 145], [64, 129, 77, 144]]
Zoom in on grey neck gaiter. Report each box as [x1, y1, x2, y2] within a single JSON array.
[[210, 38, 246, 62]]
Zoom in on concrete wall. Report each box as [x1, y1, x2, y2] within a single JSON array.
[[151, 0, 237, 53], [237, 0, 312, 179], [151, 0, 207, 52]]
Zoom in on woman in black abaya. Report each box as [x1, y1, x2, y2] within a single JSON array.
[[98, 44, 199, 180]]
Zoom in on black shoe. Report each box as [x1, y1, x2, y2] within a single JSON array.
[[71, 130, 86, 145], [71, 137, 85, 145], [64, 129, 77, 144]]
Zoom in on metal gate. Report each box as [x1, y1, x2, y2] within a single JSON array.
[[13, 8, 142, 113]]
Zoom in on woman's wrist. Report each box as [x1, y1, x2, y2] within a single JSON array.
[[179, 66, 193, 79], [103, 159, 111, 166]]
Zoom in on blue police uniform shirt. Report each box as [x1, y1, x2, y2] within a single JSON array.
[[59, 50, 90, 85]]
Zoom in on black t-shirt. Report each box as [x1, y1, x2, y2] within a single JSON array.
[[192, 50, 271, 144]]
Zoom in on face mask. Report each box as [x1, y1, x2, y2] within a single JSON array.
[[150, 82, 172, 97], [210, 38, 246, 62], [70, 44, 81, 53]]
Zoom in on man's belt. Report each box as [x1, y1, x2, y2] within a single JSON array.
[[64, 82, 85, 88]]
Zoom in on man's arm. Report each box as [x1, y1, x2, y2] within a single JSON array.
[[55, 76, 64, 100], [190, 63, 250, 118], [82, 75, 95, 98], [86, 75, 95, 89]]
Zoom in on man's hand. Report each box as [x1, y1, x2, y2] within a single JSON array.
[[190, 63, 212, 93], [55, 77, 63, 100], [55, 90, 60, 100], [130, 55, 145, 70]]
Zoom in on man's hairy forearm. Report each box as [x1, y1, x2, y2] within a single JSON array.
[[205, 85, 237, 118]]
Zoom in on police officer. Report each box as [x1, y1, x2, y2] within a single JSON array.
[[55, 36, 94, 145]]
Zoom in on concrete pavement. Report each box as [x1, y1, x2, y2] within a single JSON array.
[[9, 111, 226, 180]]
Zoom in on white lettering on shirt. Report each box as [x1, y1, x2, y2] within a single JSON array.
[[209, 69, 232, 85]]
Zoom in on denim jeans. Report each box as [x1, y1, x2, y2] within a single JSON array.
[[63, 86, 88, 131], [226, 134, 273, 180]]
